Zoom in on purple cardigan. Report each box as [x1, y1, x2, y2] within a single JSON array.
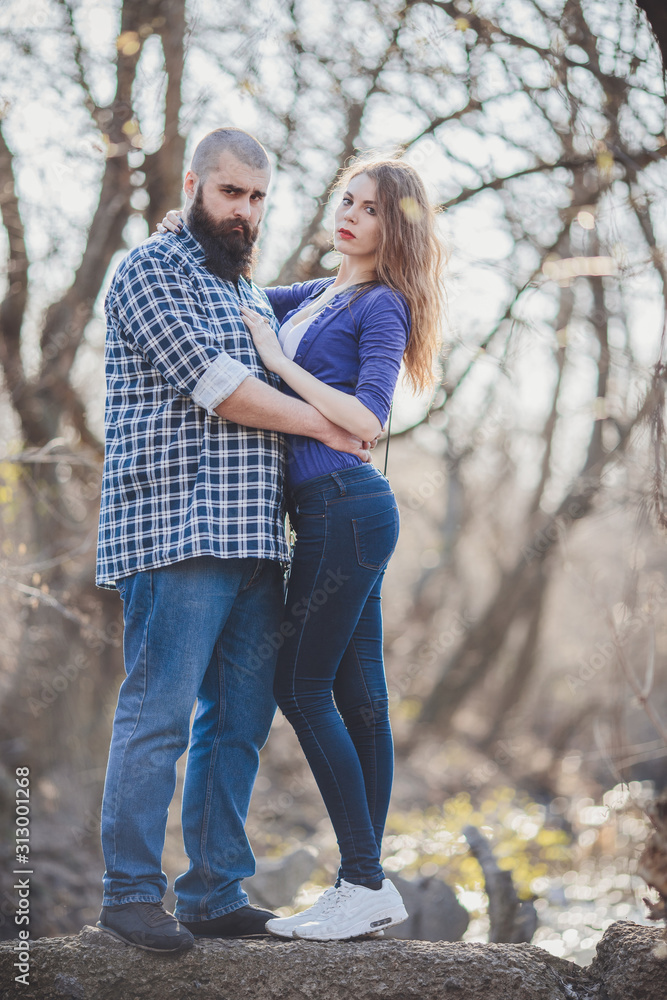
[[264, 278, 410, 489]]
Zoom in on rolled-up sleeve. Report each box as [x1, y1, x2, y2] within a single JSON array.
[[116, 253, 250, 404], [191, 352, 249, 413]]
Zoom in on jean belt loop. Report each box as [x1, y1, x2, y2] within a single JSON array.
[[331, 471, 347, 496]]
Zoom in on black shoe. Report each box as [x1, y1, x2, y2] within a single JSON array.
[[181, 903, 277, 938], [97, 901, 195, 953]]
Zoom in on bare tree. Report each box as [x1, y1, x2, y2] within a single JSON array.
[[0, 0, 187, 937], [0, 0, 665, 935]]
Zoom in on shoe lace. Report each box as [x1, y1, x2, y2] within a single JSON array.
[[314, 883, 356, 918], [136, 902, 170, 926], [294, 886, 337, 920], [313, 886, 338, 909]]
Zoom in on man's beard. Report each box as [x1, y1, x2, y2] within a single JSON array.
[[186, 184, 260, 282]]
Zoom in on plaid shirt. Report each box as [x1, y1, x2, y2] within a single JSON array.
[[96, 225, 288, 589]]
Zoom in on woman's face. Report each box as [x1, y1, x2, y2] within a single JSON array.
[[333, 173, 380, 260]]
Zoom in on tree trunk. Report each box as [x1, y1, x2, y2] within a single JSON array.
[[0, 0, 188, 939]]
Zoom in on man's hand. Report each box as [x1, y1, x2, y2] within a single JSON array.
[[213, 376, 372, 461], [317, 418, 371, 462]]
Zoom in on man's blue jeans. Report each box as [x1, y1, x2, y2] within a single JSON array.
[[275, 465, 399, 887], [100, 556, 284, 921]]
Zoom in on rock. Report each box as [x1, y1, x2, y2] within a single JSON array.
[[4, 921, 664, 1000], [0, 923, 583, 1000], [244, 846, 319, 911], [587, 919, 667, 1000], [638, 791, 667, 898], [638, 790, 667, 944], [386, 874, 469, 942]]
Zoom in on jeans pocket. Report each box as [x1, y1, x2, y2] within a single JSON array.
[[352, 505, 400, 571], [294, 496, 326, 519]]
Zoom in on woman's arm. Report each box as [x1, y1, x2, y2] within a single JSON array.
[[240, 306, 383, 440], [213, 376, 372, 459]]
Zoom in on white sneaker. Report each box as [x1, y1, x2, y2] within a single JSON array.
[[265, 887, 338, 939], [292, 879, 408, 941]]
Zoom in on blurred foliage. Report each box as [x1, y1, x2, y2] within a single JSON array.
[[383, 787, 570, 901]]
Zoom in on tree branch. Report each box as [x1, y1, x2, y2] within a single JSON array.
[[143, 0, 187, 233], [272, 8, 408, 284], [29, 0, 157, 447], [0, 117, 28, 405], [419, 383, 657, 731], [463, 826, 522, 943]]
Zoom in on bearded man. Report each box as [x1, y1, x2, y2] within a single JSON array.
[[95, 128, 368, 952]]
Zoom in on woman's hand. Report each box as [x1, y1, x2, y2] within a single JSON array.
[[242, 307, 383, 441], [240, 307, 286, 375], [156, 210, 183, 234]]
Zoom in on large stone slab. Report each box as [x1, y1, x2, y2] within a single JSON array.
[[0, 920, 664, 1000]]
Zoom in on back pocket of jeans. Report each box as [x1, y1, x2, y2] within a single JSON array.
[[352, 505, 400, 571]]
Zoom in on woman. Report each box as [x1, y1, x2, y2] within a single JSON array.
[[161, 157, 443, 940]]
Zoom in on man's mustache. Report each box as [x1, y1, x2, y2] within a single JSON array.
[[212, 217, 256, 243]]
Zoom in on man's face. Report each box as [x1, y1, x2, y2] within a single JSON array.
[[184, 150, 270, 230], [183, 151, 271, 281]]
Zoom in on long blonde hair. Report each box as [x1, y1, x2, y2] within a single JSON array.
[[333, 155, 445, 392]]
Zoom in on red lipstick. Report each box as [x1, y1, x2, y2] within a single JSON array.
[[338, 228, 355, 239]]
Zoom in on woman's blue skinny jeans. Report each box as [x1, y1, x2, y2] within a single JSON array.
[[275, 464, 400, 887]]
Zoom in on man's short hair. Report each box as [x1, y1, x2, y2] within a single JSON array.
[[191, 127, 270, 181]]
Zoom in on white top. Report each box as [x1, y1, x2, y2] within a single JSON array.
[[278, 310, 320, 361], [278, 284, 356, 360]]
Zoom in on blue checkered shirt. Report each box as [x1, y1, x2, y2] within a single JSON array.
[[96, 225, 288, 589]]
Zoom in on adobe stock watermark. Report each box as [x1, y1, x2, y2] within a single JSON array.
[[521, 454, 627, 568], [245, 566, 351, 672], [13, 767, 32, 987], [388, 611, 477, 701], [464, 739, 521, 792], [41, 299, 95, 364], [566, 585, 667, 695], [401, 403, 514, 513], [404, 469, 446, 511], [26, 619, 122, 718], [521, 476, 602, 566], [70, 805, 102, 849], [256, 772, 311, 826]]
